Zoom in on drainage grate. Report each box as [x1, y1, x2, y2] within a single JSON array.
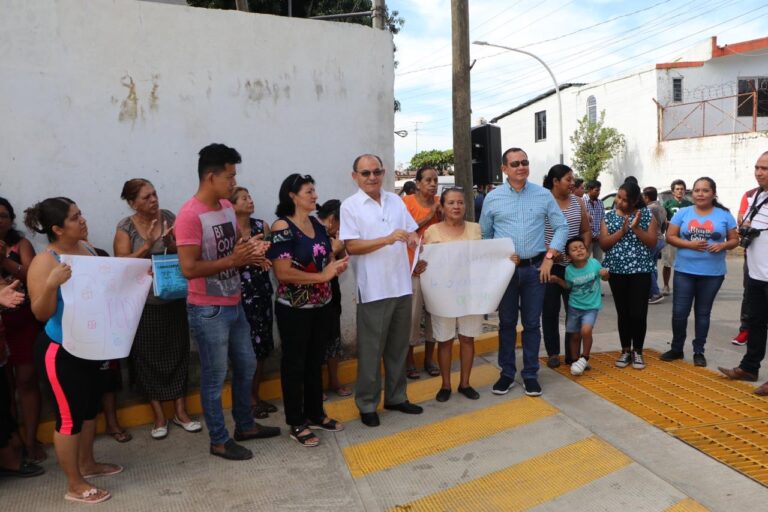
[[548, 350, 768, 486]]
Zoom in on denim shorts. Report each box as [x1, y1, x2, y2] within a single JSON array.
[[566, 306, 599, 332]]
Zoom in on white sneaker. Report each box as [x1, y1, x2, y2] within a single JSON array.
[[570, 357, 589, 376], [632, 351, 646, 370]]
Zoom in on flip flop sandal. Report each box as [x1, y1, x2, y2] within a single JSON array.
[[64, 488, 111, 504], [252, 403, 270, 419], [406, 367, 420, 379], [0, 461, 45, 478], [82, 464, 124, 479], [256, 400, 278, 413], [289, 426, 320, 447], [107, 430, 133, 443], [424, 363, 441, 377], [334, 386, 352, 397], [308, 418, 344, 432]]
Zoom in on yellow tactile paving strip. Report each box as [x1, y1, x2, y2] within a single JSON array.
[[548, 350, 768, 486], [664, 497, 710, 511], [388, 436, 631, 512], [343, 397, 557, 478], [325, 363, 501, 423]]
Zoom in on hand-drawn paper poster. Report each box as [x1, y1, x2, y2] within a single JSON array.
[[60, 255, 152, 360], [419, 238, 516, 317]]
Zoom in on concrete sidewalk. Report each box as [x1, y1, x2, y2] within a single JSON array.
[[3, 257, 766, 511]]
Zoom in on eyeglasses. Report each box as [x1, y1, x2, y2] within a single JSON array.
[[291, 174, 313, 187], [355, 168, 385, 178], [507, 159, 530, 168], [444, 186, 464, 191]]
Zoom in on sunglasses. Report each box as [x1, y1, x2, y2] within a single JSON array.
[[356, 168, 385, 178], [291, 174, 314, 187], [507, 159, 530, 168]]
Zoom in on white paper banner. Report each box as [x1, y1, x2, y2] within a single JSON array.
[[419, 238, 516, 317], [60, 255, 152, 360]]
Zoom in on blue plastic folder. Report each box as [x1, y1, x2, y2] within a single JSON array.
[[151, 253, 188, 300]]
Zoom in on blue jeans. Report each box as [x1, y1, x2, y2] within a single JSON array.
[[498, 264, 546, 380], [188, 304, 256, 445], [671, 271, 724, 354], [649, 239, 665, 297]]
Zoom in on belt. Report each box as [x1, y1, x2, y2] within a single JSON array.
[[517, 253, 544, 267]]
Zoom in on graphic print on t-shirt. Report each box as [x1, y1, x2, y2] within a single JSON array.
[[200, 211, 240, 298], [685, 219, 722, 242]]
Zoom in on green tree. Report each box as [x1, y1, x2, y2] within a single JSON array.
[[187, 1, 404, 112], [410, 149, 454, 174], [569, 111, 626, 182]]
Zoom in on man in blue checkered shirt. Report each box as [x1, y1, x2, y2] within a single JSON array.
[[480, 148, 567, 397], [584, 180, 605, 261]]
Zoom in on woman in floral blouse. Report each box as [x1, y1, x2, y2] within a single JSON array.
[[267, 174, 350, 447], [231, 187, 277, 418], [599, 181, 658, 370]]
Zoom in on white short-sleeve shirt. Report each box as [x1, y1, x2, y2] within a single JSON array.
[[340, 189, 419, 303], [746, 189, 768, 281]]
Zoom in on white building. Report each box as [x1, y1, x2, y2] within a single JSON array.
[[491, 36, 768, 211]]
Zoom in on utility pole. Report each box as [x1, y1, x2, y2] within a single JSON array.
[[414, 121, 421, 154], [372, 0, 385, 30], [234, 0, 249, 12], [452, 0, 474, 221]]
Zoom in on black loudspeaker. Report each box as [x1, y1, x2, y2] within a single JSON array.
[[471, 124, 502, 185]]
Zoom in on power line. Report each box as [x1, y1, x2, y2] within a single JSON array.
[[398, 0, 719, 102], [519, 0, 675, 49], [468, 0, 738, 103], [395, 0, 527, 74], [414, 2, 766, 129]]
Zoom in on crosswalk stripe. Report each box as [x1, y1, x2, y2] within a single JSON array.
[[664, 498, 710, 511], [325, 363, 501, 423], [388, 436, 631, 512], [343, 397, 557, 478]]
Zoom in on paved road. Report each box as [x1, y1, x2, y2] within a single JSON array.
[[4, 256, 766, 511]]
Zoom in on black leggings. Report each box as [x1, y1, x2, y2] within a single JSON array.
[[34, 332, 101, 435], [609, 273, 651, 353], [275, 303, 331, 427]]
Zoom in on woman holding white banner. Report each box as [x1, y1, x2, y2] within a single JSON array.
[[26, 197, 120, 504], [115, 179, 200, 440], [421, 188, 483, 402]]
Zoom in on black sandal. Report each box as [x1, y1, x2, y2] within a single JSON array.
[[290, 425, 320, 447], [308, 418, 344, 432]]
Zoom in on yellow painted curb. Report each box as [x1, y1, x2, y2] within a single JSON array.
[[36, 328, 520, 442]]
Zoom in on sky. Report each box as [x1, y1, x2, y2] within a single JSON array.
[[389, 0, 768, 167]]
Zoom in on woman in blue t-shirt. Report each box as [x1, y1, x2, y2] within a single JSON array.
[[661, 177, 738, 367]]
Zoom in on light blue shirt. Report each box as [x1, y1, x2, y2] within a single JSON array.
[[670, 206, 736, 276], [479, 180, 568, 258]]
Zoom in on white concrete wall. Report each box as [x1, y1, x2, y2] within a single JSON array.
[[0, 0, 395, 347]]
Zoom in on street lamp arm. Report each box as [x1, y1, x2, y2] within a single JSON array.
[[472, 41, 564, 164]]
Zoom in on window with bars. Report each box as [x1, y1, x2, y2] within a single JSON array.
[[672, 78, 683, 102], [587, 96, 597, 123], [535, 110, 547, 141], [738, 77, 768, 117]]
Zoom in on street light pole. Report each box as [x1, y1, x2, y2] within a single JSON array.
[[473, 41, 564, 164]]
